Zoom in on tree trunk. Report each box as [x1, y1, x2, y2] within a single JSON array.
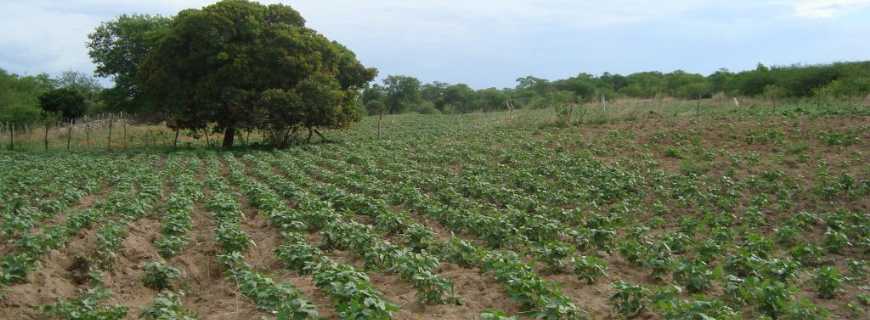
[[9, 124, 14, 151], [174, 128, 180, 149], [222, 127, 236, 148], [306, 127, 313, 143], [44, 123, 49, 151], [280, 129, 289, 148], [107, 115, 113, 150]]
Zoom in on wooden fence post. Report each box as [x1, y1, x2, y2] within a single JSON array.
[[106, 114, 112, 150], [67, 120, 73, 151], [123, 117, 128, 149], [377, 111, 383, 139], [9, 123, 14, 151], [204, 126, 211, 148]]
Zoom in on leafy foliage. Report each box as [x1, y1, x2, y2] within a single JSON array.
[[138, 0, 376, 147], [142, 261, 181, 291], [42, 287, 128, 320], [38, 88, 87, 121]]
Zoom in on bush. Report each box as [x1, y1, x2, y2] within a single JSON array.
[[416, 102, 441, 115]]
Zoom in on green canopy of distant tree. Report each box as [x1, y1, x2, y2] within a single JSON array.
[[38, 88, 87, 121], [0, 68, 54, 125]]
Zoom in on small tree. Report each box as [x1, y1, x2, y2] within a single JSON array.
[[38, 88, 87, 121]]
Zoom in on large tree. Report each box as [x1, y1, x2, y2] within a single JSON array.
[[139, 0, 375, 148], [88, 14, 171, 114]]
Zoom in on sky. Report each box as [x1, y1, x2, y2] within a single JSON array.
[[1, 0, 869, 89]]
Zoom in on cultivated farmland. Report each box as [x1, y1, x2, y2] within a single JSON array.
[[0, 106, 868, 319]]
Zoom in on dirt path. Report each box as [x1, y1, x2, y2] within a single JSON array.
[[175, 206, 265, 320]]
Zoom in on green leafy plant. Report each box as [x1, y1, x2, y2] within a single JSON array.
[[573, 255, 608, 284], [533, 241, 575, 273], [673, 260, 713, 293], [481, 310, 518, 320], [752, 279, 793, 318], [823, 228, 850, 253], [42, 287, 128, 320], [657, 298, 739, 320], [140, 291, 196, 320], [790, 243, 823, 266], [142, 261, 181, 291], [610, 281, 647, 318], [813, 266, 843, 299]]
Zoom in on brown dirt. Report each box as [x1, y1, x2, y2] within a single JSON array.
[[101, 218, 162, 319], [540, 254, 659, 320], [0, 220, 103, 319], [240, 205, 283, 271], [425, 262, 522, 320], [175, 208, 266, 320], [236, 186, 338, 319]]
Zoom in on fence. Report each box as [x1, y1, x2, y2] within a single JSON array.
[[0, 113, 174, 152]]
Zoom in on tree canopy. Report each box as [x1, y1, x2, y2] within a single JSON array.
[[0, 68, 53, 125], [38, 88, 87, 121], [138, 0, 376, 147], [88, 14, 171, 115]]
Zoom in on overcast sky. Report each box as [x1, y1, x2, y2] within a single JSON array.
[[1, 0, 869, 88]]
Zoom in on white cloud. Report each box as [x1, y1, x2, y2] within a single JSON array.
[[794, 0, 870, 18], [1, 1, 867, 88]]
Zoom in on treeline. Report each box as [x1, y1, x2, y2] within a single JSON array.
[[0, 69, 103, 125], [363, 61, 870, 115]]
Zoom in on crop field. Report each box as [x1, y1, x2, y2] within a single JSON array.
[[0, 106, 867, 320]]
